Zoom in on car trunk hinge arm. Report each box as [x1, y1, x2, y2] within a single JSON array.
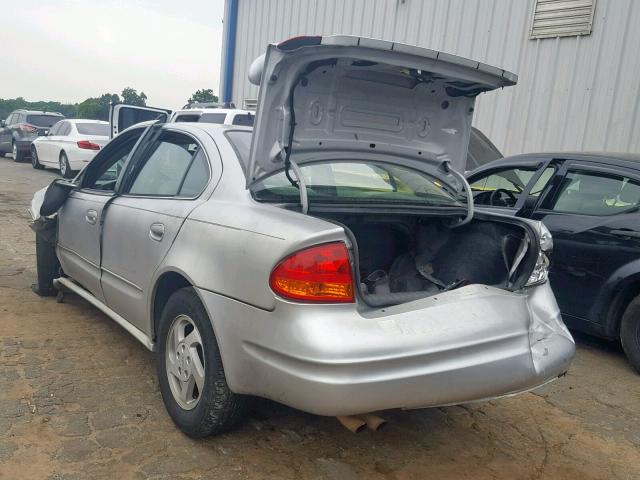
[[284, 73, 310, 213], [288, 159, 309, 214], [446, 162, 474, 227]]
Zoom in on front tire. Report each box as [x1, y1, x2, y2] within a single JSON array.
[[59, 151, 74, 178], [32, 218, 59, 297], [12, 142, 24, 162], [621, 295, 640, 374], [156, 287, 246, 437], [31, 146, 44, 169]]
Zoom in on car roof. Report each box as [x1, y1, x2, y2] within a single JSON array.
[[173, 108, 253, 115], [172, 122, 252, 134], [472, 151, 640, 173], [67, 119, 109, 124]]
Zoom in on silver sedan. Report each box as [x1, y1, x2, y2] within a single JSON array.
[[31, 35, 575, 437]]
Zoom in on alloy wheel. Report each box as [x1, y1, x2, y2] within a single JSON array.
[[165, 314, 206, 410], [59, 155, 67, 176], [12, 143, 17, 159]]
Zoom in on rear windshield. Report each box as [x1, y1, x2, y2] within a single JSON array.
[[76, 123, 109, 136], [26, 115, 63, 127], [252, 161, 462, 207], [198, 113, 227, 124], [231, 114, 254, 126], [174, 114, 200, 123]]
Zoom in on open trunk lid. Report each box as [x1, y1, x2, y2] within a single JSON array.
[[246, 35, 517, 190]]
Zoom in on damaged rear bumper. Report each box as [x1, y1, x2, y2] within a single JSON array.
[[197, 282, 574, 416]]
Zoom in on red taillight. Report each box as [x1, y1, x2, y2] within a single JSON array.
[[18, 124, 37, 133], [269, 242, 355, 303], [77, 140, 100, 150]]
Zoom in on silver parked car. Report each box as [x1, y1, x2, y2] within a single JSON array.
[[31, 35, 575, 437]]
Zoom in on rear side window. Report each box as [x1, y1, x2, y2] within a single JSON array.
[[178, 150, 210, 197], [58, 122, 72, 136], [552, 171, 640, 215], [231, 114, 254, 126], [48, 121, 63, 136], [198, 113, 227, 124], [224, 130, 252, 171], [128, 131, 204, 197], [76, 123, 109, 136], [26, 115, 63, 127]]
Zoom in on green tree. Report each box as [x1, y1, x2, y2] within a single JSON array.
[[76, 93, 120, 120], [0, 97, 77, 120], [121, 87, 147, 106], [187, 89, 218, 105]]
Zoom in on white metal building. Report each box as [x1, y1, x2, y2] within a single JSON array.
[[220, 0, 640, 156]]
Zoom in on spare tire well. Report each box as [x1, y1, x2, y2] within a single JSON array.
[[152, 272, 191, 341]]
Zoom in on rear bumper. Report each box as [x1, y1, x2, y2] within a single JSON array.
[[66, 148, 99, 170], [197, 283, 574, 416]]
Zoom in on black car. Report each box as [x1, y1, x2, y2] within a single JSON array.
[[467, 152, 640, 372], [0, 110, 65, 162]]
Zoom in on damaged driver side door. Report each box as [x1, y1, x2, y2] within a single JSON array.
[[56, 127, 145, 301]]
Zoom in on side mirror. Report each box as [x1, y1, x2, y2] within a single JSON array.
[[0, 120, 5, 128], [40, 179, 78, 217]]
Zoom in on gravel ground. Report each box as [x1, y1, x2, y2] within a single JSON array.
[[1, 157, 639, 480]]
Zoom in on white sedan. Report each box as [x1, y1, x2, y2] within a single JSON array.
[[31, 119, 109, 178]]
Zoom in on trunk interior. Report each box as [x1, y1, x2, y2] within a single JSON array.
[[316, 212, 538, 307]]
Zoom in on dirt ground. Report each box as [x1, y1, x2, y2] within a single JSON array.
[[0, 157, 639, 480]]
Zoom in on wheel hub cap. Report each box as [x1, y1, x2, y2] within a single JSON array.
[[165, 315, 205, 410]]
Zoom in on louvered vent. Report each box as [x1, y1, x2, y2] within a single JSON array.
[[243, 98, 257, 111], [530, 0, 596, 39]]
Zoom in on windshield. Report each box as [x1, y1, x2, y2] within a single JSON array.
[[76, 123, 109, 136], [252, 161, 461, 207], [26, 115, 63, 127]]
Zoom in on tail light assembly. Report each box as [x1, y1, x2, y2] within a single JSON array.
[[18, 124, 37, 133], [77, 140, 101, 150], [269, 242, 355, 303]]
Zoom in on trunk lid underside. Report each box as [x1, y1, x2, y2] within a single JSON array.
[[247, 35, 517, 190]]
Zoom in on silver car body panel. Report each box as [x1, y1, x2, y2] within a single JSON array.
[[194, 281, 572, 416], [246, 35, 517, 188], [57, 190, 112, 302], [36, 59, 572, 418]]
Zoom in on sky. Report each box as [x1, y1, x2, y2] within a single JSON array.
[[0, 0, 225, 109]]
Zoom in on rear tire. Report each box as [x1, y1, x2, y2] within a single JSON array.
[[156, 287, 246, 437], [621, 295, 640, 374], [59, 151, 74, 178], [31, 146, 44, 169], [12, 142, 24, 162]]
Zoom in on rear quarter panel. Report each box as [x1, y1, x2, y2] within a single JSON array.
[[155, 127, 347, 311], [160, 199, 346, 310]]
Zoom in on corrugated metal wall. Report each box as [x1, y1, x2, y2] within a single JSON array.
[[224, 0, 640, 155]]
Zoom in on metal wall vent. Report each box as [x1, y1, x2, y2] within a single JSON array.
[[243, 98, 258, 111], [530, 0, 596, 39]]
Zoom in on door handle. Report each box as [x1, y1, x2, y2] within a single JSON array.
[[611, 229, 640, 239], [85, 209, 97, 225], [149, 223, 165, 241]]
